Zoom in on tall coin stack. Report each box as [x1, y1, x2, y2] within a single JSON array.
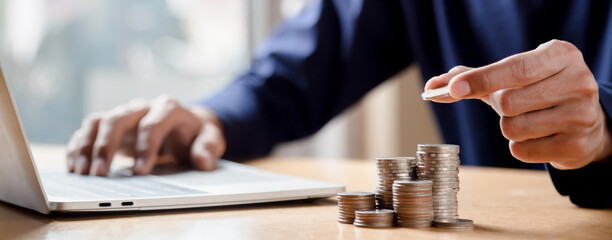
[[375, 157, 417, 209], [416, 144, 460, 222], [337, 192, 376, 224], [392, 180, 434, 228]]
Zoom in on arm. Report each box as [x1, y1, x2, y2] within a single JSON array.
[[64, 0, 412, 176], [200, 0, 413, 159]]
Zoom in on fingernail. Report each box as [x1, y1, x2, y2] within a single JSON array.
[[90, 158, 106, 176], [134, 157, 146, 174], [205, 158, 216, 171], [451, 81, 471, 97], [75, 156, 88, 175], [67, 157, 75, 171]]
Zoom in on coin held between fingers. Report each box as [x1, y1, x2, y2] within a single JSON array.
[[422, 85, 450, 101]]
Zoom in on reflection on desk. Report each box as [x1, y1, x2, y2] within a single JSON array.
[[0, 145, 611, 240]]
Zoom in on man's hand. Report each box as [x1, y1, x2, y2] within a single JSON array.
[[66, 95, 226, 176], [424, 39, 612, 170]]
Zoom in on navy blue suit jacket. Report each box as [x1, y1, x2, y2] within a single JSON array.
[[200, 0, 612, 208]]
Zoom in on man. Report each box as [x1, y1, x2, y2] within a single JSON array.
[[66, 1, 612, 208]]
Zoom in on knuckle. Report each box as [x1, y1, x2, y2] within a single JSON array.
[[497, 90, 518, 116], [548, 39, 566, 49], [76, 142, 93, 155], [476, 70, 494, 93], [138, 120, 157, 133], [511, 55, 537, 81], [84, 112, 102, 122], [93, 144, 110, 158], [82, 112, 102, 127], [559, 41, 580, 57], [154, 95, 182, 115], [127, 97, 148, 106], [539, 39, 560, 49], [68, 130, 83, 145], [66, 135, 80, 156], [163, 97, 181, 111], [73, 131, 95, 153], [156, 95, 178, 106], [500, 117, 520, 141], [136, 124, 161, 147], [100, 113, 122, 128], [165, 97, 179, 106], [449, 65, 469, 73], [509, 141, 538, 163], [548, 39, 581, 59], [543, 39, 566, 51], [583, 107, 599, 126], [563, 137, 588, 157], [561, 102, 596, 129], [508, 141, 528, 162], [576, 72, 598, 97], [571, 106, 598, 128]]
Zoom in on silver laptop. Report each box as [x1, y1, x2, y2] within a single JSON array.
[[0, 64, 345, 214]]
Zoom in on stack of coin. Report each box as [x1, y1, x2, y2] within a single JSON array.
[[375, 157, 417, 209], [416, 144, 460, 222], [392, 180, 434, 228], [337, 192, 376, 224], [354, 209, 395, 228], [432, 218, 474, 230]]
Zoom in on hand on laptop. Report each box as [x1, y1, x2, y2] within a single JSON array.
[[66, 95, 226, 176]]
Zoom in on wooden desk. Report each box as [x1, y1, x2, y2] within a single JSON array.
[[1, 145, 611, 240]]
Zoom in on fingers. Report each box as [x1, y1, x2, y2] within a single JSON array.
[[429, 40, 605, 170], [509, 134, 593, 169], [486, 66, 589, 117], [133, 96, 196, 175], [190, 122, 226, 171], [66, 131, 81, 172], [90, 100, 150, 176], [66, 113, 102, 174], [508, 136, 567, 164], [499, 102, 596, 143], [504, 100, 602, 169], [448, 40, 581, 99], [424, 65, 473, 103], [68, 95, 219, 176]]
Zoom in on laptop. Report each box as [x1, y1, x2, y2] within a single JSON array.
[[0, 64, 345, 214]]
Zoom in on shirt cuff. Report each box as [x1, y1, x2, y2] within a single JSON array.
[[547, 162, 612, 208], [545, 83, 612, 208], [194, 79, 274, 160]]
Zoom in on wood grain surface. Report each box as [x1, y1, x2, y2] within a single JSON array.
[[0, 145, 610, 240]]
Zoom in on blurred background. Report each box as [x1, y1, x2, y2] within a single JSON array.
[[0, 0, 441, 160]]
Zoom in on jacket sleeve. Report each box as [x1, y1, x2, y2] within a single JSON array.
[[197, 0, 412, 159], [546, 82, 612, 208]]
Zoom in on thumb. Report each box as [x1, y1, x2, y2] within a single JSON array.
[[190, 122, 226, 171], [424, 65, 473, 103]]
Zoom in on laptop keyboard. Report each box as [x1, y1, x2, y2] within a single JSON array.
[[41, 172, 207, 201]]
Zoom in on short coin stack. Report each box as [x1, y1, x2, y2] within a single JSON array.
[[354, 209, 395, 228], [337, 192, 376, 224], [375, 157, 417, 209], [432, 218, 474, 231], [392, 180, 434, 228]]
